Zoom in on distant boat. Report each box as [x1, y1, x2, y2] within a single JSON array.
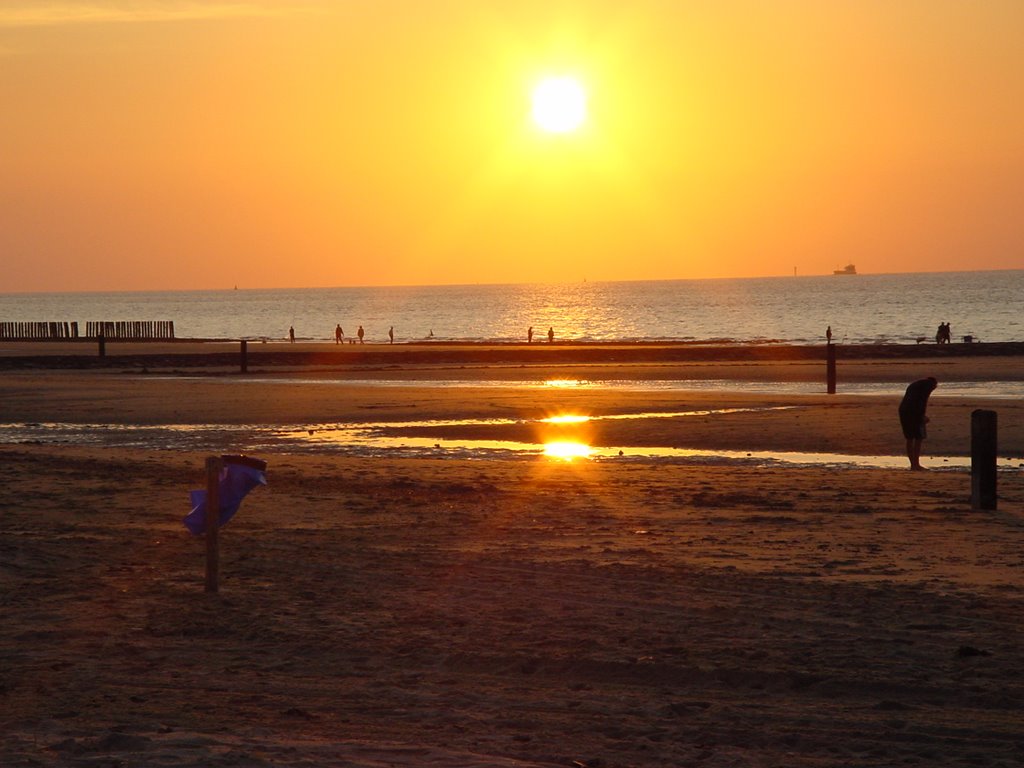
[[833, 264, 857, 275]]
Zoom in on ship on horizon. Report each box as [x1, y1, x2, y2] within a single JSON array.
[[833, 263, 857, 275]]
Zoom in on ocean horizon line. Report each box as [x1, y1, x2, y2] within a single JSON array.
[[4, 267, 1023, 297], [3, 271, 1021, 346]]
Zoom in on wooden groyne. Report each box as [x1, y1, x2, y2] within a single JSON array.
[[0, 321, 79, 339], [0, 320, 174, 340], [85, 321, 175, 340]]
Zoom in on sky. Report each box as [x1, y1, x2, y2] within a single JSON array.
[[2, 1, 1023, 292]]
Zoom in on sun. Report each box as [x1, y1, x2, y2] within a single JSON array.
[[531, 76, 587, 134]]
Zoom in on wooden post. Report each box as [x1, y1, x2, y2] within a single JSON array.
[[826, 343, 836, 394], [97, 332, 106, 358], [205, 456, 223, 592], [240, 339, 248, 373], [971, 409, 997, 511]]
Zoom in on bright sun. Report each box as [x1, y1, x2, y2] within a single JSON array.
[[531, 76, 587, 134]]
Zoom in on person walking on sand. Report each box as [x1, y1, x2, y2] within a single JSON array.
[[899, 377, 938, 471], [528, 326, 533, 344], [357, 325, 364, 344], [388, 326, 394, 344], [335, 324, 343, 344], [289, 326, 295, 343], [547, 327, 554, 343]]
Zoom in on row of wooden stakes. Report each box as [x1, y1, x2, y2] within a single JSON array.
[[0, 320, 175, 340]]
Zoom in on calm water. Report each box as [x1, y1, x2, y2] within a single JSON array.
[[3, 417, 1022, 470], [2, 271, 1020, 345]]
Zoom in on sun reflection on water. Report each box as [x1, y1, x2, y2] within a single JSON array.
[[543, 441, 593, 460], [540, 414, 591, 424], [3, 421, 1006, 469], [544, 379, 585, 388]]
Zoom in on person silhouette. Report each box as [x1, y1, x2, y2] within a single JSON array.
[[289, 326, 295, 343], [335, 324, 343, 344], [357, 325, 364, 344], [388, 326, 394, 344], [528, 326, 533, 344], [547, 327, 554, 343], [826, 325, 832, 344], [899, 377, 938, 470]]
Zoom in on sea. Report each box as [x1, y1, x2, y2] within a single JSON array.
[[1, 270, 1021, 346]]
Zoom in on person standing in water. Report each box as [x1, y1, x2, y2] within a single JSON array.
[[898, 377, 938, 471], [528, 326, 533, 344], [547, 327, 554, 343], [289, 326, 295, 343], [388, 326, 394, 344], [335, 324, 343, 344], [357, 325, 364, 344]]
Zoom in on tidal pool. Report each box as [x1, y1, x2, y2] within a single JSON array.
[[4, 408, 1022, 471]]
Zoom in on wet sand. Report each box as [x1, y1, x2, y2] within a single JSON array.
[[2, 346, 1023, 766]]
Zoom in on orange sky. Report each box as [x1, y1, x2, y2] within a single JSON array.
[[2, 1, 1023, 292]]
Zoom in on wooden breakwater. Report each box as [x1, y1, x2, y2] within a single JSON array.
[[0, 320, 174, 340], [85, 321, 175, 340], [0, 321, 79, 339]]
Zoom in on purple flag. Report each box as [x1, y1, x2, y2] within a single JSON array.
[[184, 457, 267, 535]]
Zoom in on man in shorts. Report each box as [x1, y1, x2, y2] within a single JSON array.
[[899, 377, 938, 470]]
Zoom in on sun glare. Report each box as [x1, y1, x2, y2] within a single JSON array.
[[540, 414, 591, 424], [531, 76, 587, 134], [543, 441, 593, 460]]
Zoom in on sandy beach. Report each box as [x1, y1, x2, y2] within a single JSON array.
[[2, 344, 1023, 766]]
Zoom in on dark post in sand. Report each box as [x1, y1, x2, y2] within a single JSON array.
[[971, 409, 997, 511], [205, 455, 223, 592], [826, 343, 836, 394], [97, 332, 106, 358], [240, 339, 248, 373]]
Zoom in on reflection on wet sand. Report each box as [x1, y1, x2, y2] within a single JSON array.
[[543, 441, 594, 460], [209, 376, 1024, 399], [540, 414, 591, 424], [3, 403, 1020, 470]]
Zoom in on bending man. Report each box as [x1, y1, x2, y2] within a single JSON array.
[[898, 377, 937, 471]]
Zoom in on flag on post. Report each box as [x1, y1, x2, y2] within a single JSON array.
[[184, 455, 267, 535]]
